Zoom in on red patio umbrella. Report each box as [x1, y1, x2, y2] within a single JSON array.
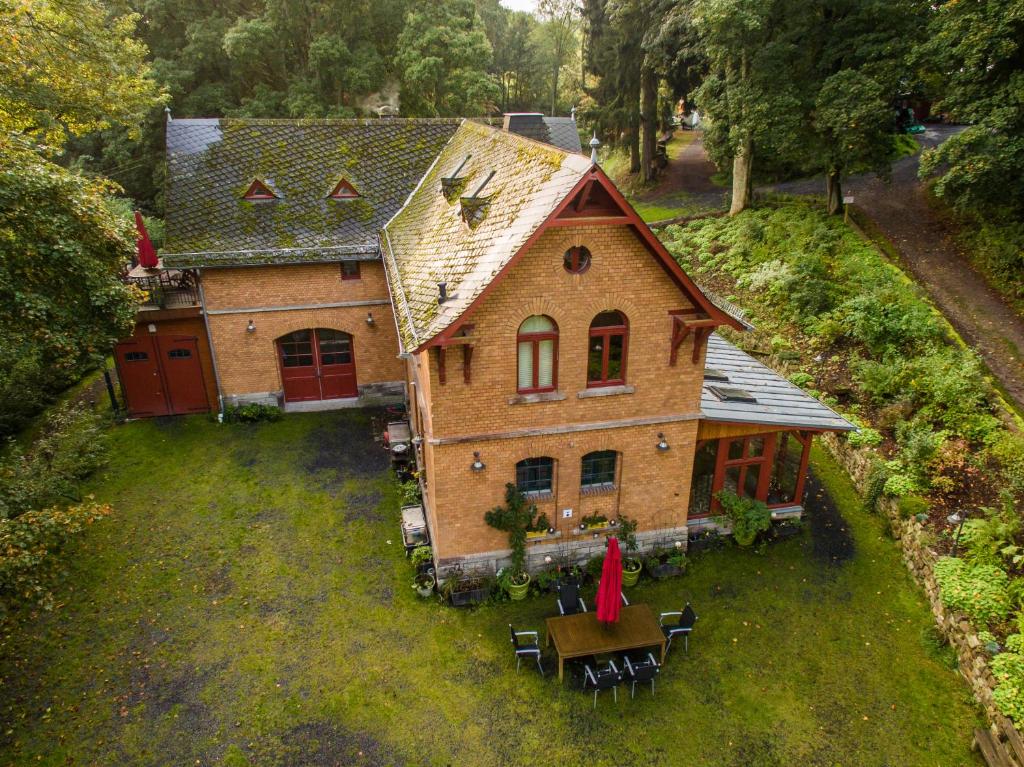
[[596, 536, 623, 624], [135, 210, 158, 268]]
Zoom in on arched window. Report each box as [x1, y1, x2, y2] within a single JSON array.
[[516, 457, 555, 495], [587, 311, 628, 387], [517, 315, 558, 393], [581, 450, 617, 489]]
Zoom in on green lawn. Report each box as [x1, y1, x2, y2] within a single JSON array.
[[0, 412, 981, 766]]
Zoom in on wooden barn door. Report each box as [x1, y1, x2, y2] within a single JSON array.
[[115, 337, 170, 417], [156, 336, 209, 414], [315, 329, 357, 399], [277, 329, 358, 402]]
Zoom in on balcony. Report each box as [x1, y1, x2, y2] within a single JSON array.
[[127, 266, 200, 310]]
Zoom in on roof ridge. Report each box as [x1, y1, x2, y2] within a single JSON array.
[[462, 118, 588, 164]]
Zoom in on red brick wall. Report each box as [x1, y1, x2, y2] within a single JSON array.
[[414, 223, 709, 563], [199, 261, 403, 398]]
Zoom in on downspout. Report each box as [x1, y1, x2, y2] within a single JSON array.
[[196, 271, 225, 416]]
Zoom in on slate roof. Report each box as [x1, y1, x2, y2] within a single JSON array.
[[702, 334, 855, 431], [502, 114, 583, 154], [381, 120, 593, 352], [162, 118, 460, 267]]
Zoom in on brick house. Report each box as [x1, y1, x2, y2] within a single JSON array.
[[120, 114, 853, 572]]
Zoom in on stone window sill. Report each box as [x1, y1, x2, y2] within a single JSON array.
[[522, 491, 554, 502], [580, 483, 616, 496], [577, 385, 635, 399], [508, 390, 567, 405]]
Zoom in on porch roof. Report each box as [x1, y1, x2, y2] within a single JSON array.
[[702, 334, 855, 432]]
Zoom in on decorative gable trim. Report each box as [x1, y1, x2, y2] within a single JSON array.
[[415, 165, 744, 353], [328, 178, 360, 199], [242, 179, 277, 201]]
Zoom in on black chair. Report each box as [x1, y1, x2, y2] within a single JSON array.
[[583, 661, 622, 708], [509, 624, 543, 675], [556, 582, 587, 616], [660, 602, 698, 654], [623, 652, 660, 698]]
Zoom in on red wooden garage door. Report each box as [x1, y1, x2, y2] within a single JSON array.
[[278, 328, 358, 403], [115, 335, 209, 417]]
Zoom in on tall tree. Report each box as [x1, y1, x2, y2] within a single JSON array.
[[692, 0, 803, 214], [0, 0, 162, 145], [918, 0, 1024, 215], [537, 0, 580, 116], [396, 0, 500, 116]]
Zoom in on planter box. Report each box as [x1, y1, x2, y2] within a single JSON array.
[[647, 562, 684, 580], [449, 586, 490, 607], [771, 523, 802, 541]]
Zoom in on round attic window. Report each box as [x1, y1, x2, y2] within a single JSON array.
[[563, 246, 592, 274]]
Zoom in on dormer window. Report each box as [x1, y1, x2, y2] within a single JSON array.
[[328, 178, 360, 199], [243, 179, 277, 201], [459, 170, 495, 227]]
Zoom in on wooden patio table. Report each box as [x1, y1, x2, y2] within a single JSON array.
[[545, 603, 667, 681]]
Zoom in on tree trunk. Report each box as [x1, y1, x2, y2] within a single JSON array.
[[640, 67, 657, 183], [825, 169, 842, 215], [729, 136, 753, 215], [551, 63, 559, 116]]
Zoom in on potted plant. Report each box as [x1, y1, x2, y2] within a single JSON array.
[[579, 513, 608, 531], [442, 567, 492, 607], [410, 545, 434, 574], [687, 527, 723, 554], [484, 484, 543, 601], [617, 516, 643, 587], [645, 543, 687, 579], [772, 518, 803, 541], [525, 512, 552, 540], [413, 572, 435, 598], [716, 489, 772, 547]]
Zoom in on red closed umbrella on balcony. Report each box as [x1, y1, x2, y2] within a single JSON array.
[[135, 210, 158, 268], [596, 536, 623, 624]]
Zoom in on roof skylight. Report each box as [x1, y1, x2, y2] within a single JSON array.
[[707, 385, 757, 403]]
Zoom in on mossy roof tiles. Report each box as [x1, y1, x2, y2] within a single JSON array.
[[381, 120, 592, 352], [162, 118, 460, 267]]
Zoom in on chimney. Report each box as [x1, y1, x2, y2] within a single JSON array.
[[437, 282, 448, 304]]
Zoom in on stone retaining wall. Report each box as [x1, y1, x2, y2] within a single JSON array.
[[822, 432, 1005, 727]]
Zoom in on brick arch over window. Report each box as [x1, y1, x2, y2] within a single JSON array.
[[587, 310, 628, 387], [517, 315, 558, 393]]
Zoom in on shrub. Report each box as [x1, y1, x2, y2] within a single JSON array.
[[716, 489, 772, 547], [864, 461, 890, 513], [958, 497, 1024, 568], [933, 557, 1012, 627], [988, 431, 1024, 499], [484, 484, 542, 581], [839, 290, 940, 355], [0, 501, 111, 624], [897, 495, 929, 520], [0, 404, 106, 520], [883, 472, 919, 498], [847, 426, 883, 448], [1006, 634, 1024, 654], [222, 403, 283, 423], [992, 651, 1024, 723]]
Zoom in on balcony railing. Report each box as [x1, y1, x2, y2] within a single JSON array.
[[128, 269, 200, 310]]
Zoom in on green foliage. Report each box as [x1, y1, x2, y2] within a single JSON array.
[[410, 546, 433, 568], [0, 138, 140, 436], [395, 0, 501, 116], [580, 513, 608, 527], [617, 514, 639, 552], [918, 0, 1024, 216], [992, 651, 1024, 723], [959, 497, 1024, 569], [864, 461, 891, 514], [933, 557, 1012, 627], [0, 501, 111, 625], [716, 489, 772, 547], [483, 483, 541, 576], [897, 495, 929, 520], [0, 0, 164, 146], [989, 431, 1024, 500], [399, 479, 422, 506], [1006, 634, 1024, 655], [0, 405, 107, 520], [222, 403, 283, 424]]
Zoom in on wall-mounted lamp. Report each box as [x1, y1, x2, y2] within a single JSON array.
[[656, 432, 670, 452], [609, 519, 618, 528], [147, 323, 157, 334], [547, 527, 555, 535], [246, 319, 256, 334], [470, 451, 485, 472], [674, 540, 683, 549], [366, 311, 375, 326]]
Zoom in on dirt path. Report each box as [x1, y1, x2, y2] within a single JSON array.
[[658, 129, 1024, 410]]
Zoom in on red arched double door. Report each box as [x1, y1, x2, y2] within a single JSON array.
[[277, 329, 357, 402]]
